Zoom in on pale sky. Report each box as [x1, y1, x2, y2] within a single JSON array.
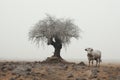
[[0, 0, 120, 62]]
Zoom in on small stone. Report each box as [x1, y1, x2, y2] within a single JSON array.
[[78, 61, 86, 66], [32, 78, 38, 80], [2, 73, 6, 76], [12, 65, 32, 76], [63, 65, 68, 70], [1, 66, 7, 72], [109, 76, 116, 80], [76, 77, 87, 80], [9, 78, 16, 80], [87, 68, 99, 79], [67, 73, 74, 78], [116, 75, 120, 80]]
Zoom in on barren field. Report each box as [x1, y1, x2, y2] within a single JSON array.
[[0, 60, 120, 80]]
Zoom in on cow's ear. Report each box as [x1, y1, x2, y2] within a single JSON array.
[[85, 49, 87, 51], [91, 48, 93, 51]]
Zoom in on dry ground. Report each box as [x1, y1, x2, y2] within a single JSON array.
[[0, 60, 120, 80]]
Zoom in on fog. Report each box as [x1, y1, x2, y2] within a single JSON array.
[[0, 0, 120, 62]]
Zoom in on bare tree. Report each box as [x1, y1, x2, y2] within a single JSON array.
[[29, 15, 81, 59]]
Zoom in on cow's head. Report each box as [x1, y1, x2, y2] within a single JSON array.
[[85, 48, 93, 54]]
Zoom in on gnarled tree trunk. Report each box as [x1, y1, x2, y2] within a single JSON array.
[[48, 37, 62, 59], [53, 42, 62, 59]]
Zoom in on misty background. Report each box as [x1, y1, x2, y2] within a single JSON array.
[[0, 0, 120, 62]]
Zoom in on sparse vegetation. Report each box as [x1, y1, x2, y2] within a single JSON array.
[[0, 61, 120, 80]]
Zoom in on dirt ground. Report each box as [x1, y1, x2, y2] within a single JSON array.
[[0, 60, 120, 80]]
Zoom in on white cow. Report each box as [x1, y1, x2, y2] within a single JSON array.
[[85, 48, 102, 67]]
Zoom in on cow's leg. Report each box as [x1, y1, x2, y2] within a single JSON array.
[[96, 59, 98, 67], [88, 60, 91, 67], [98, 58, 101, 67]]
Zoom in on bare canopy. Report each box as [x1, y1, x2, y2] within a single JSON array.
[[29, 14, 81, 59]]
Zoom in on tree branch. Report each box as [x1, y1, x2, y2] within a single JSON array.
[[47, 37, 55, 45]]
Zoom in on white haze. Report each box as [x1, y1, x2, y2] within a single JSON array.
[[0, 0, 120, 62]]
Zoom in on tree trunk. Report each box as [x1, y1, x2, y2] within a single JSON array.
[[52, 42, 62, 59], [48, 37, 63, 59], [53, 47, 61, 58]]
